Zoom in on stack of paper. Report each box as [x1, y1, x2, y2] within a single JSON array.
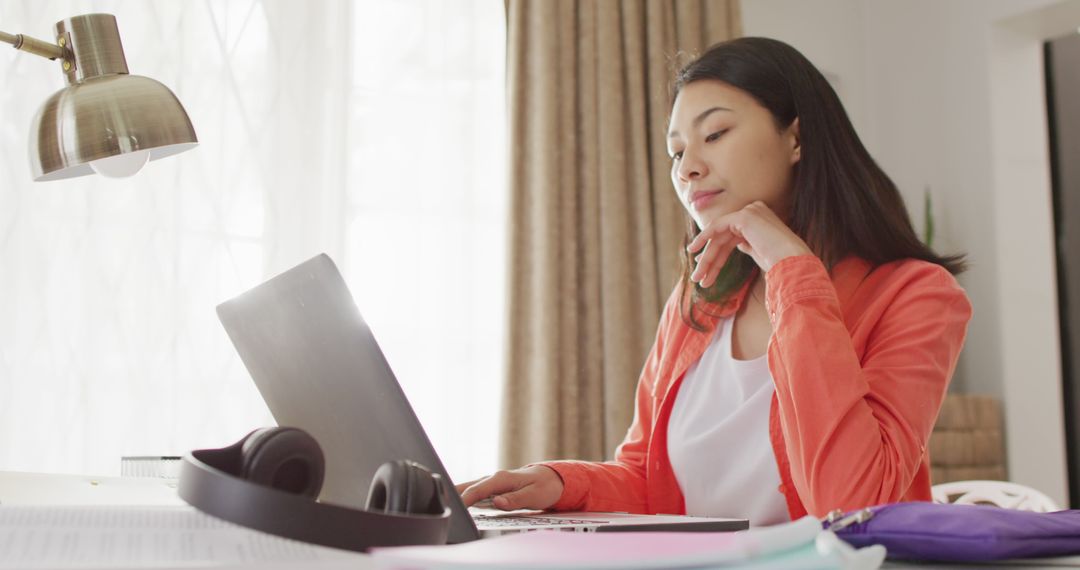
[[0, 505, 369, 569], [370, 516, 885, 569]]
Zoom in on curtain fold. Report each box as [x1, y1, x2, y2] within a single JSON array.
[[501, 0, 742, 467]]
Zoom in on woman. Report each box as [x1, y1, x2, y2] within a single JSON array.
[[458, 37, 972, 526]]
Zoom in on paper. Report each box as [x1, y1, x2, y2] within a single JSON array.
[[0, 505, 369, 569], [370, 516, 839, 569]]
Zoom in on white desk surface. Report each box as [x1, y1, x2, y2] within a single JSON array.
[[0, 471, 374, 569], [0, 470, 184, 506], [2, 471, 1078, 569]]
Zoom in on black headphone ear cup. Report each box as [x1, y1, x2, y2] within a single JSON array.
[[239, 427, 325, 498], [366, 460, 447, 515]]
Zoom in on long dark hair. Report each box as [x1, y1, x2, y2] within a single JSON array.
[[673, 37, 966, 329]]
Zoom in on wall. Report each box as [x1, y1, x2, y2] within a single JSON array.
[[742, 0, 1079, 507]]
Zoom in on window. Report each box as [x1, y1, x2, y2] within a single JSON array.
[[0, 0, 505, 484], [344, 0, 506, 483]]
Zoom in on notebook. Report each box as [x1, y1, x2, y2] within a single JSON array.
[[215, 254, 748, 543], [368, 516, 888, 569]]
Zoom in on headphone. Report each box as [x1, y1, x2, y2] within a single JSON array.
[[177, 427, 451, 552]]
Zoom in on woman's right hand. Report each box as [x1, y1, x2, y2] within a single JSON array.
[[455, 465, 565, 511]]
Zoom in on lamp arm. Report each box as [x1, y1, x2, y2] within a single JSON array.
[[0, 29, 67, 61]]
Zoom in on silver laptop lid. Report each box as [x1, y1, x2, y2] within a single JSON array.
[[215, 253, 480, 544]]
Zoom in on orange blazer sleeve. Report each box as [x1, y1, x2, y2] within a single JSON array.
[[764, 255, 973, 516], [537, 287, 680, 513]]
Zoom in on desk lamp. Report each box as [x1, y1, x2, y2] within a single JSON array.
[[1, 13, 197, 181]]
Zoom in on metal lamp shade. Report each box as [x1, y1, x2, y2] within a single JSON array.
[[28, 13, 197, 182], [30, 74, 197, 181]]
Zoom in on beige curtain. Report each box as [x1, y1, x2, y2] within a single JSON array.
[[501, 0, 742, 467]]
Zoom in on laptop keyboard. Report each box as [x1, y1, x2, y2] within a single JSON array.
[[472, 514, 608, 527]]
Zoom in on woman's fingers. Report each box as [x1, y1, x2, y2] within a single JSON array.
[[695, 239, 738, 288], [457, 466, 565, 511], [454, 478, 481, 497], [687, 228, 711, 254], [459, 471, 515, 507], [688, 201, 815, 279], [689, 220, 741, 288], [491, 487, 534, 510]]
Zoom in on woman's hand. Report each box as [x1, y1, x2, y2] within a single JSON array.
[[455, 465, 564, 511], [688, 201, 813, 287]]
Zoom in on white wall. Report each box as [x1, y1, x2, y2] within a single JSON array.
[[739, 0, 871, 138], [743, 0, 1079, 507]]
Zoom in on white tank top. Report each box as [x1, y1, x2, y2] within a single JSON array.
[[666, 315, 790, 527]]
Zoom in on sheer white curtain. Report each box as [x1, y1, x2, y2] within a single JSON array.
[[0, 0, 505, 484]]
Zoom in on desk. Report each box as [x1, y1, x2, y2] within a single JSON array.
[[2, 471, 1079, 569], [0, 471, 372, 569], [0, 470, 184, 506]]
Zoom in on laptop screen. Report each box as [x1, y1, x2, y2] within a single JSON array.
[[215, 253, 480, 543]]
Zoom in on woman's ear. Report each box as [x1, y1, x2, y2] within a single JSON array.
[[786, 117, 803, 165], [788, 117, 801, 165]]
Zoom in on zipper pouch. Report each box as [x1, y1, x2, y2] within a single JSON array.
[[824, 501, 1080, 562]]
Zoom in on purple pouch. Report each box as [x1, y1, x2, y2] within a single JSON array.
[[824, 501, 1080, 562]]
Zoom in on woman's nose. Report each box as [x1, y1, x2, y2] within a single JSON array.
[[677, 150, 707, 181]]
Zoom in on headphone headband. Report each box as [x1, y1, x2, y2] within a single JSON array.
[[178, 429, 451, 552]]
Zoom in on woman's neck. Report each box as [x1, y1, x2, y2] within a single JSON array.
[[750, 273, 767, 305]]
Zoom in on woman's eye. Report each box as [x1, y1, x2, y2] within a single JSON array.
[[670, 150, 684, 161], [705, 129, 727, 143]]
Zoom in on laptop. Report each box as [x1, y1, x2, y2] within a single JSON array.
[[215, 254, 748, 542]]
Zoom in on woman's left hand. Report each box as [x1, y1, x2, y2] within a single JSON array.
[[688, 201, 814, 287]]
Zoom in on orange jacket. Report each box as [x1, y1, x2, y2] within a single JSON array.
[[541, 254, 972, 519]]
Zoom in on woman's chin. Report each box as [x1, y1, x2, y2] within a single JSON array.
[[692, 208, 732, 228]]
